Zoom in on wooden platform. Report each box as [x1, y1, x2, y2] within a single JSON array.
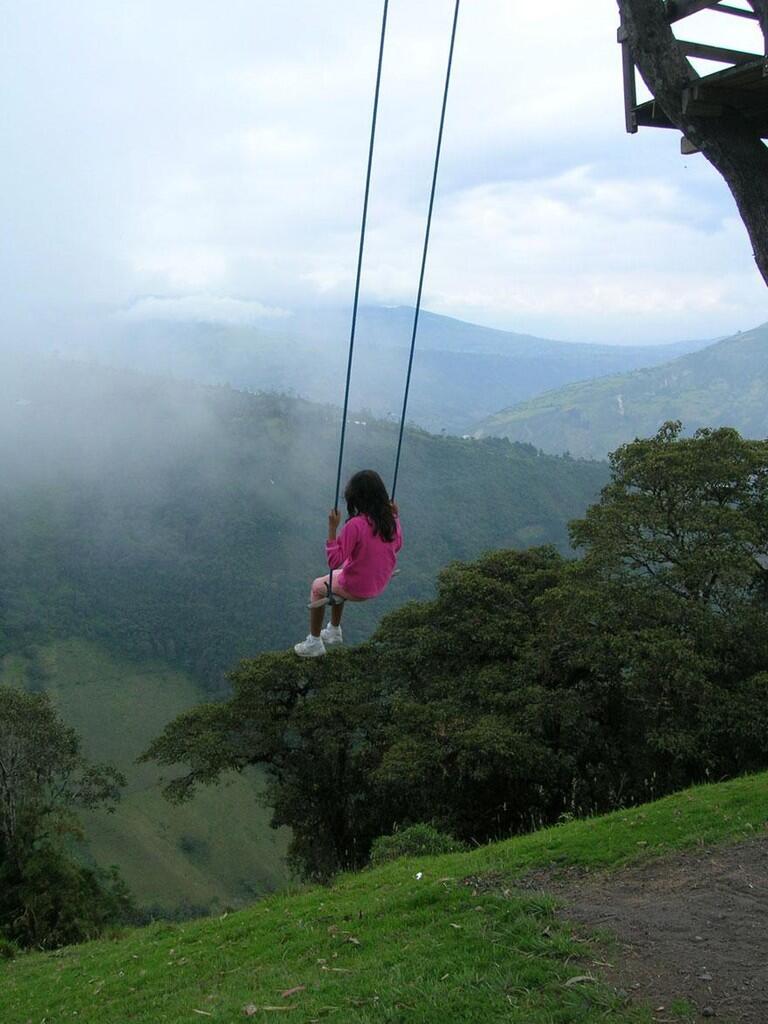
[[619, 0, 768, 140], [632, 57, 768, 137]]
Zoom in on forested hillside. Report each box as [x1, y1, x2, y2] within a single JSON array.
[[91, 305, 712, 435], [476, 322, 768, 458], [0, 355, 608, 914], [0, 354, 608, 691]]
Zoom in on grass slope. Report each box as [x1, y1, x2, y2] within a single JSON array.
[[3, 772, 765, 1024], [0, 639, 289, 913], [476, 323, 768, 458]]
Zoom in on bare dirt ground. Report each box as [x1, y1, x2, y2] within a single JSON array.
[[526, 837, 768, 1023]]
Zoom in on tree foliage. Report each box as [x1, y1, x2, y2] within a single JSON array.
[[572, 421, 768, 605], [0, 686, 130, 948], [146, 424, 768, 880]]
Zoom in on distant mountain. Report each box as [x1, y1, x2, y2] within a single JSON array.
[[88, 305, 715, 435], [474, 323, 768, 458]]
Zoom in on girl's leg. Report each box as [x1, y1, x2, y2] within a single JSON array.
[[309, 603, 324, 638], [308, 574, 353, 638]]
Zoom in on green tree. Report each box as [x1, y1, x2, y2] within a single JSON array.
[[571, 422, 768, 607], [146, 425, 768, 880], [554, 422, 768, 794], [0, 686, 130, 948], [145, 548, 592, 877], [144, 651, 390, 881]]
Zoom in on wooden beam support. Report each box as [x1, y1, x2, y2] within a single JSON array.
[[684, 80, 768, 110], [666, 0, 721, 22], [618, 20, 639, 132], [678, 38, 761, 62], [667, 0, 759, 20], [635, 89, 768, 134], [633, 101, 675, 128], [714, 3, 760, 19], [682, 96, 726, 114]]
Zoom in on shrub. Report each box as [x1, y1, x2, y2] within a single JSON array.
[[0, 844, 134, 950], [370, 824, 468, 865], [0, 937, 20, 960]]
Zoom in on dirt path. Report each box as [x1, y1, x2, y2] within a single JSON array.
[[534, 837, 768, 1023]]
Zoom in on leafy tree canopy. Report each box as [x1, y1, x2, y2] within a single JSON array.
[[146, 424, 768, 880], [572, 421, 768, 607]]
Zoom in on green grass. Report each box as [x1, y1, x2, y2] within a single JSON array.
[[1, 639, 290, 913], [3, 771, 766, 1024]]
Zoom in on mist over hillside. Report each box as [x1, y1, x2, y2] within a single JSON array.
[[73, 305, 714, 435], [0, 354, 611, 911], [0, 353, 609, 689], [475, 322, 768, 458]]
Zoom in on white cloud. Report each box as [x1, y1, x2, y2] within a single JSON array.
[[1, 0, 766, 345]]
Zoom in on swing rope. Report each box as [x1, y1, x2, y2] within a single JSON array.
[[391, 0, 460, 501], [333, 0, 389, 513], [321, 0, 460, 609], [325, 0, 389, 608]]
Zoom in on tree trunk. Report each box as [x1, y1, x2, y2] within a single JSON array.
[[617, 0, 768, 287], [748, 1, 768, 46]]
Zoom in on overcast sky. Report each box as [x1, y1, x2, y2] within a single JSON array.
[[2, 0, 766, 347]]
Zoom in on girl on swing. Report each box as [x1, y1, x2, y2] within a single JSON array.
[[294, 469, 402, 657]]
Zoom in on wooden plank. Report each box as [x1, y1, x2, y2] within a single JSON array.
[[682, 94, 726, 114], [667, 0, 721, 22], [714, 3, 760, 19], [618, 19, 638, 133], [678, 38, 761, 63], [668, 0, 759, 20], [634, 92, 768, 135], [685, 80, 768, 107], [633, 100, 675, 128], [688, 56, 767, 88]]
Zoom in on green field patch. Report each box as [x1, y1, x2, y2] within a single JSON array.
[[1, 639, 290, 913]]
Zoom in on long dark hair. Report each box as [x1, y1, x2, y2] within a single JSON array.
[[344, 469, 397, 542]]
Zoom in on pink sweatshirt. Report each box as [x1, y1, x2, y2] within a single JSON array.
[[326, 515, 403, 599]]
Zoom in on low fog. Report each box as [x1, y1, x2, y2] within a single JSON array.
[[0, 350, 609, 689]]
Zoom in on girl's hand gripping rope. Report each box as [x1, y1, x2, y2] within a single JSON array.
[[328, 508, 342, 539]]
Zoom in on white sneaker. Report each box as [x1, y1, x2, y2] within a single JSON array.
[[320, 624, 343, 646], [294, 634, 326, 658]]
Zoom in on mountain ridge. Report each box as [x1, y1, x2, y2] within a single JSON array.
[[80, 305, 717, 434], [475, 321, 768, 458]]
